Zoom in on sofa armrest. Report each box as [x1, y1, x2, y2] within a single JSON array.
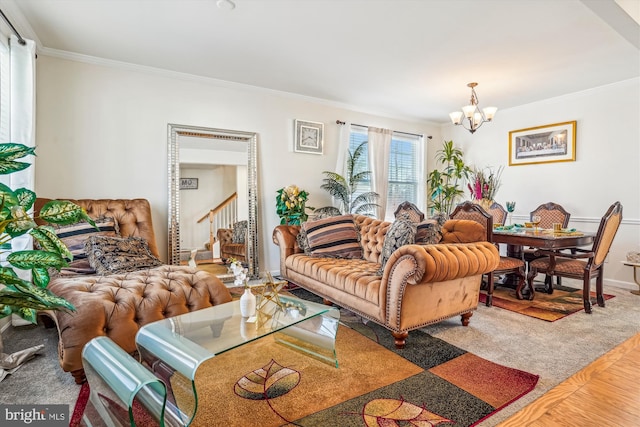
[[217, 228, 233, 246], [383, 242, 499, 285], [382, 242, 499, 331], [272, 225, 302, 276]]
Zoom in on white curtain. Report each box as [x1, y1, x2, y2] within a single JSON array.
[[367, 127, 392, 219], [335, 121, 351, 178], [9, 35, 36, 326]]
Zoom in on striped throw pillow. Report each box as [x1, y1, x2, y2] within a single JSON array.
[[54, 217, 120, 260], [415, 219, 440, 244], [302, 214, 363, 259]]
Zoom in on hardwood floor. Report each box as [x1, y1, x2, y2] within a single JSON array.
[[499, 332, 640, 426]]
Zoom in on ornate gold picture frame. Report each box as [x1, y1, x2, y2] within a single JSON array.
[[509, 121, 576, 166]]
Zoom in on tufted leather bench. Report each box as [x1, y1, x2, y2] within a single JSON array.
[[35, 198, 232, 383]]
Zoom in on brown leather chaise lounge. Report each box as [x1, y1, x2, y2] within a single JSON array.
[[273, 214, 499, 348], [36, 198, 232, 383]]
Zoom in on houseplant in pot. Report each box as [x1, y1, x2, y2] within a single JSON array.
[[426, 140, 471, 217], [276, 184, 314, 225], [314, 141, 379, 217], [0, 142, 95, 376]]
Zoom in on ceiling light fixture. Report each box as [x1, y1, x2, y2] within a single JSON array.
[[449, 82, 497, 134], [216, 0, 236, 10]]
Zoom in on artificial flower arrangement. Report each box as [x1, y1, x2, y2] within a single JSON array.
[[227, 257, 248, 288], [276, 185, 314, 225], [468, 166, 504, 201]]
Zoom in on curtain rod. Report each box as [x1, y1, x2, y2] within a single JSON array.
[[0, 9, 26, 45], [336, 120, 431, 139]]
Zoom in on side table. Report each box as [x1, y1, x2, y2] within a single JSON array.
[[622, 261, 640, 295]]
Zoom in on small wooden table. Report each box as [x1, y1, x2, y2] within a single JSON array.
[[622, 261, 640, 295], [492, 228, 595, 299]]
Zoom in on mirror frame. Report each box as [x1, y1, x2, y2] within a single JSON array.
[[167, 123, 259, 279]]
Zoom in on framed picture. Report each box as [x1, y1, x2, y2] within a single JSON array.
[[180, 177, 198, 189], [509, 121, 576, 166], [294, 119, 324, 154]]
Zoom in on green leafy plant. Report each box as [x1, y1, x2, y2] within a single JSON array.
[[315, 141, 379, 217], [426, 140, 472, 216], [275, 185, 314, 225], [0, 143, 96, 323]]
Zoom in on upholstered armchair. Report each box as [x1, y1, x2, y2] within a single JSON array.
[[217, 220, 248, 262]]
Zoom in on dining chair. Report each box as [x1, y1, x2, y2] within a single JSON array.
[[528, 201, 623, 313], [523, 202, 572, 286], [394, 201, 425, 223], [450, 201, 527, 306], [487, 201, 508, 225]]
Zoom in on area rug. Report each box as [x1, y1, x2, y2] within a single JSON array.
[[71, 293, 539, 427], [479, 284, 615, 322]]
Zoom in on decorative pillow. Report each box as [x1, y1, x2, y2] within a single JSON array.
[[53, 217, 120, 261], [440, 219, 486, 243], [415, 219, 441, 245], [377, 217, 417, 275], [85, 236, 163, 274], [296, 227, 311, 255], [232, 220, 248, 244], [302, 214, 363, 259]]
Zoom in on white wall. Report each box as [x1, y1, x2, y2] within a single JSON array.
[[441, 78, 640, 288], [34, 55, 438, 275]]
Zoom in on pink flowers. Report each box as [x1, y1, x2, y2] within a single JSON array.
[[468, 166, 503, 201]]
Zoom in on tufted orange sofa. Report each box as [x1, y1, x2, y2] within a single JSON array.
[[35, 198, 232, 383], [273, 215, 500, 348]]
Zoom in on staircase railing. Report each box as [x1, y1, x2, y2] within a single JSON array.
[[197, 192, 238, 254]]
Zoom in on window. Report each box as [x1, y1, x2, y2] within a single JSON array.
[[349, 125, 425, 221]]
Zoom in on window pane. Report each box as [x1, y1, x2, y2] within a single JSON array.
[[348, 125, 424, 220], [386, 135, 422, 219]]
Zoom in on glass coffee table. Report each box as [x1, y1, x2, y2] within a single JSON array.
[[81, 294, 340, 426]]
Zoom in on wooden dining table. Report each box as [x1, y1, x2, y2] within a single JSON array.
[[491, 227, 595, 299]]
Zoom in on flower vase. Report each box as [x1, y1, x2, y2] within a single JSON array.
[[474, 198, 493, 212], [240, 288, 256, 317]]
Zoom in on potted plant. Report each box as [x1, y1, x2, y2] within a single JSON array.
[[426, 140, 471, 217], [275, 185, 314, 225], [314, 141, 379, 217], [0, 143, 96, 324]]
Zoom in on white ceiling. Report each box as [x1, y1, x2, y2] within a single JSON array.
[[2, 0, 639, 123]]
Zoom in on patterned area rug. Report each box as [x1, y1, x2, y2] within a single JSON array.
[[72, 288, 539, 427], [479, 284, 615, 322]]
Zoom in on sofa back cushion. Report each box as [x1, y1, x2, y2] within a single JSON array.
[[352, 214, 390, 263], [302, 214, 363, 259], [440, 219, 487, 243]]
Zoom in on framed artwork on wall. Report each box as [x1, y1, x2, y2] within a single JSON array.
[[509, 121, 576, 166], [180, 177, 198, 189], [294, 119, 324, 155]]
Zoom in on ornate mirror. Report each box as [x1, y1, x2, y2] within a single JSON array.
[[168, 124, 259, 279]]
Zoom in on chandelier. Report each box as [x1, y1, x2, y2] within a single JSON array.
[[449, 82, 497, 134]]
